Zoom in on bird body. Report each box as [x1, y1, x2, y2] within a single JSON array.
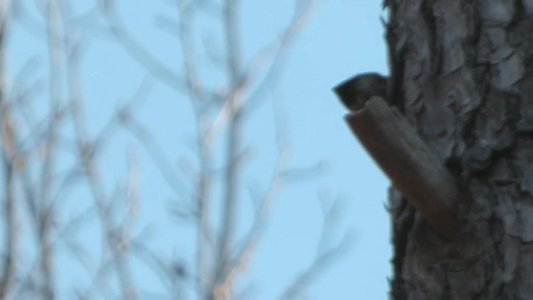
[[334, 73, 388, 111]]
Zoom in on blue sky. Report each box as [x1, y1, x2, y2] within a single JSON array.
[[7, 0, 390, 299], [277, 1, 390, 298]]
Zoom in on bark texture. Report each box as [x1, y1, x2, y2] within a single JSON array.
[[387, 0, 533, 299]]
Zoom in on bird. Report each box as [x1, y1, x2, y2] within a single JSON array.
[[333, 73, 388, 111]]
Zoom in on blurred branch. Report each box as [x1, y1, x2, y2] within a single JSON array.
[[131, 239, 190, 300], [0, 41, 17, 300], [217, 98, 290, 297], [1, 0, 331, 299], [0, 1, 16, 297], [279, 235, 351, 300], [204, 0, 319, 148], [12, 202, 98, 299], [0, 112, 17, 300], [279, 195, 352, 300], [102, 3, 187, 92], [86, 1, 327, 299], [211, 1, 243, 298], [177, 2, 205, 104], [67, 26, 137, 300], [243, 0, 319, 113], [219, 148, 289, 295], [175, 3, 214, 297], [11, 1, 46, 40], [118, 110, 189, 196], [39, 0, 66, 297]]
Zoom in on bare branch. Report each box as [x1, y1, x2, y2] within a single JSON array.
[[212, 1, 244, 297], [11, 1, 46, 40], [279, 194, 351, 300], [119, 111, 190, 196], [217, 97, 291, 294], [243, 0, 319, 112], [217, 146, 289, 293], [0, 3, 17, 298], [279, 235, 351, 300], [204, 0, 319, 144], [102, 5, 187, 92], [177, 2, 205, 104], [0, 99, 17, 300], [67, 23, 138, 300], [38, 0, 67, 297], [4, 1, 333, 299], [173, 3, 217, 296]]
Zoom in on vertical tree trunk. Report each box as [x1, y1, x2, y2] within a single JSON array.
[[387, 0, 533, 299]]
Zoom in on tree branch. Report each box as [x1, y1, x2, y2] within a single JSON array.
[[337, 92, 465, 240]]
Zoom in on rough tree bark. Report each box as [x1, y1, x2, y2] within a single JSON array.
[[386, 0, 533, 299]]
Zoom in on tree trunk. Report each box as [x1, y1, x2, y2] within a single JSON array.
[[387, 0, 533, 299]]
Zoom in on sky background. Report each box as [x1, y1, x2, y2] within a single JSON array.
[[7, 0, 390, 299]]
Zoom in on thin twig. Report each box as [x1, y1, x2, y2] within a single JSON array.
[[39, 0, 65, 297], [67, 27, 137, 300], [279, 194, 351, 300], [120, 113, 189, 196], [0, 3, 16, 298], [174, 2, 217, 297], [211, 0, 243, 298], [219, 148, 289, 291], [103, 5, 187, 93], [243, 0, 319, 113], [203, 0, 319, 146], [279, 235, 351, 300]]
